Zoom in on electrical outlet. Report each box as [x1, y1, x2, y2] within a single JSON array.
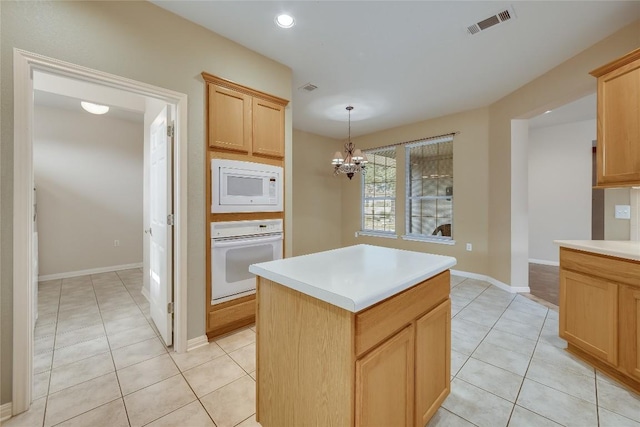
[[466, 243, 472, 251], [615, 205, 631, 219], [355, 231, 358, 238], [114, 240, 120, 247]]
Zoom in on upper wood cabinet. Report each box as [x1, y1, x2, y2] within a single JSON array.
[[203, 72, 288, 158], [208, 84, 252, 153], [591, 49, 640, 187]]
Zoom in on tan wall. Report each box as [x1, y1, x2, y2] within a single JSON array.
[[488, 20, 640, 284], [0, 1, 292, 404], [340, 108, 490, 275], [292, 130, 343, 256], [605, 188, 632, 240]]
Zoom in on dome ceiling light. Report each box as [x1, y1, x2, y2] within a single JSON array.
[[81, 101, 109, 115]]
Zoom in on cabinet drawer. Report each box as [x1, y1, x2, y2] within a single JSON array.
[[355, 271, 449, 357], [560, 248, 640, 289]]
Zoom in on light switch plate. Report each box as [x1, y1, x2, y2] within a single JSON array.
[[615, 204, 631, 220]]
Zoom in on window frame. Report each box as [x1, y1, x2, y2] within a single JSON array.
[[403, 136, 455, 244], [360, 146, 398, 237]]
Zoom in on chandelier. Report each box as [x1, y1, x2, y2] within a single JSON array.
[[332, 106, 368, 180]]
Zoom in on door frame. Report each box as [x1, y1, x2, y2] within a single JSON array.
[[12, 48, 189, 414]]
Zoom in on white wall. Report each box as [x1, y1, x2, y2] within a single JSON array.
[[34, 105, 143, 277], [511, 120, 529, 287], [528, 119, 595, 263]]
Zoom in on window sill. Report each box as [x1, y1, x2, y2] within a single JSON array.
[[401, 235, 456, 245], [357, 231, 398, 239]]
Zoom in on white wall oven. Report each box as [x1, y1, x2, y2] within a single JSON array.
[[211, 159, 283, 213], [211, 219, 283, 304]]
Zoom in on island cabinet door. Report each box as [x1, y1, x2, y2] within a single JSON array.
[[415, 299, 451, 427], [355, 325, 414, 427], [559, 270, 618, 365], [620, 285, 640, 381]]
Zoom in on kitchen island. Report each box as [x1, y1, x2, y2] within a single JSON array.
[[249, 244, 457, 427], [555, 240, 640, 393]]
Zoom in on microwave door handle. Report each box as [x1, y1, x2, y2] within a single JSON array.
[[212, 235, 283, 249]]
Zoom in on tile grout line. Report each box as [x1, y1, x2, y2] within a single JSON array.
[[40, 279, 63, 427], [92, 273, 132, 427], [503, 308, 554, 426]]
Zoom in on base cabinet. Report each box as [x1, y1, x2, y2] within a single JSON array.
[[559, 270, 617, 365], [356, 326, 414, 427], [559, 247, 640, 393], [415, 300, 451, 426], [620, 285, 640, 382], [257, 271, 451, 427]]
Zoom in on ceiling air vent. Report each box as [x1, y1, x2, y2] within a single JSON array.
[[298, 83, 318, 92], [467, 6, 516, 35]]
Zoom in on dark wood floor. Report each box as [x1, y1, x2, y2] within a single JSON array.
[[529, 263, 559, 306]]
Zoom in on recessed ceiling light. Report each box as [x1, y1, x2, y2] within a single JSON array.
[[81, 101, 109, 115], [275, 14, 295, 28]]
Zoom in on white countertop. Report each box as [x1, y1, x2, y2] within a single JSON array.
[[249, 244, 457, 312], [555, 240, 640, 261]]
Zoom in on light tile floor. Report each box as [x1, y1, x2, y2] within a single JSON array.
[[6, 269, 258, 427], [428, 275, 640, 427], [6, 273, 640, 426]]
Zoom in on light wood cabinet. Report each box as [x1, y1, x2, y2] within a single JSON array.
[[559, 247, 640, 393], [356, 325, 414, 427], [559, 270, 617, 365], [257, 271, 451, 427], [620, 284, 640, 382], [203, 72, 288, 340], [203, 72, 287, 158], [415, 300, 451, 426], [253, 98, 285, 158], [208, 84, 252, 153], [591, 48, 640, 187]]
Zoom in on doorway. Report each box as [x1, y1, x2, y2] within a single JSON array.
[[13, 49, 188, 414]]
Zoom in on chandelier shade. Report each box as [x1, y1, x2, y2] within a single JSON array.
[[332, 106, 368, 179]]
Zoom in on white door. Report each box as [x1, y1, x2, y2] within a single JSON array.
[[149, 106, 173, 346]]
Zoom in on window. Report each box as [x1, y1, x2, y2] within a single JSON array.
[[405, 136, 454, 242], [361, 148, 396, 235]]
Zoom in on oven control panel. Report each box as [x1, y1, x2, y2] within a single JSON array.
[[211, 219, 283, 239]]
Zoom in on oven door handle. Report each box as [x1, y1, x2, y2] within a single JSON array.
[[211, 234, 283, 248]]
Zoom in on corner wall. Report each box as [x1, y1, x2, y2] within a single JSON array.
[[340, 108, 490, 276], [292, 130, 343, 256], [1, 0, 292, 406], [488, 20, 640, 285]]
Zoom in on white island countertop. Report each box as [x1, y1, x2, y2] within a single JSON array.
[[249, 244, 457, 312], [555, 240, 640, 262]]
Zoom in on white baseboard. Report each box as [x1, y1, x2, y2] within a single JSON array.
[[1, 402, 12, 422], [186, 335, 209, 352], [39, 262, 143, 281], [141, 286, 150, 302], [450, 269, 530, 294], [528, 258, 559, 267]]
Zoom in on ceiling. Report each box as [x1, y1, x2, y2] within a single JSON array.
[[34, 91, 144, 123], [33, 70, 145, 123], [528, 93, 596, 130], [151, 1, 640, 139]]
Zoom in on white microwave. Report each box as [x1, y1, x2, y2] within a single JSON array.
[[211, 159, 283, 213]]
